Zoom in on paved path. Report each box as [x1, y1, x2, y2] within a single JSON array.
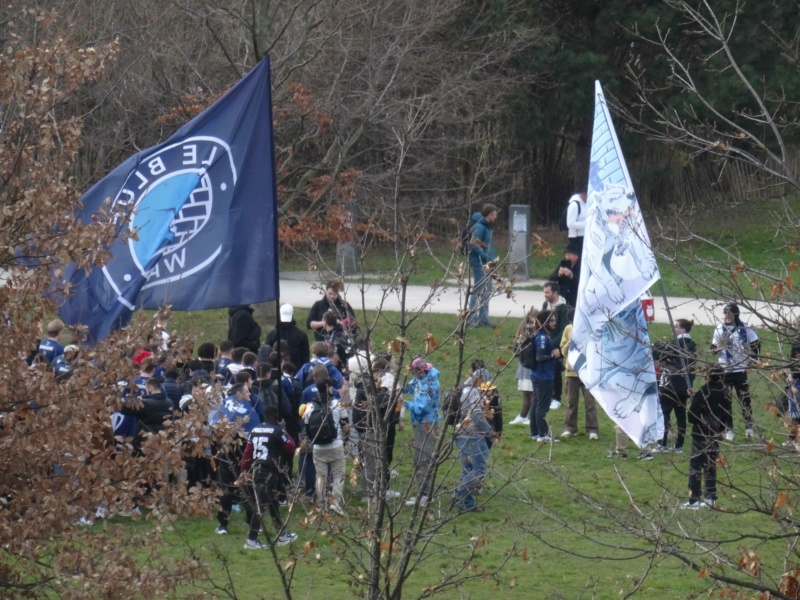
[[277, 272, 793, 328]]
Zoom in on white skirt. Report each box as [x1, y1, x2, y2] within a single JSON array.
[[515, 362, 533, 391]]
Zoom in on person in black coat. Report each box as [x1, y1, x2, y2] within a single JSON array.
[[306, 282, 355, 341], [265, 304, 310, 369], [652, 318, 698, 453], [228, 305, 262, 353], [120, 378, 174, 452], [549, 242, 581, 308], [681, 366, 729, 509]]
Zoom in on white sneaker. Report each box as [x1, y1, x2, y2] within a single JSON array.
[[276, 532, 297, 546], [588, 432, 599, 440], [509, 415, 527, 425], [539, 435, 560, 443], [215, 525, 228, 535], [745, 428, 754, 438], [384, 489, 401, 499], [244, 539, 266, 550], [724, 430, 735, 442], [560, 431, 574, 439], [680, 500, 705, 510], [549, 400, 561, 410], [703, 498, 716, 509], [329, 502, 346, 516]]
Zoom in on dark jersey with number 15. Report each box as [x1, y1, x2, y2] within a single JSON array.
[[240, 422, 296, 472]]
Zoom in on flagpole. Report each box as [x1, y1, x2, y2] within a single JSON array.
[[266, 56, 282, 368], [656, 279, 693, 393]]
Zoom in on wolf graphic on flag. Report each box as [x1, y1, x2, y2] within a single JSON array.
[[569, 81, 663, 447], [582, 183, 658, 310]]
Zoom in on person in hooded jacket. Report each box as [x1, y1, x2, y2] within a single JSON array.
[[652, 319, 697, 453], [228, 305, 262, 353], [467, 204, 499, 328], [265, 304, 310, 368], [681, 366, 728, 509]]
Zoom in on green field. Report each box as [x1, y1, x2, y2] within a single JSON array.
[[115, 298, 796, 599]]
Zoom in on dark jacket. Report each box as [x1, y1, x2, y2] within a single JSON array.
[[653, 335, 697, 397], [121, 391, 174, 438], [265, 320, 310, 368], [542, 300, 569, 348], [306, 297, 355, 341], [549, 259, 581, 308], [530, 330, 557, 382], [227, 305, 262, 352], [688, 380, 727, 438], [162, 378, 184, 412]]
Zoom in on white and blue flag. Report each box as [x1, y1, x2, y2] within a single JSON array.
[[56, 57, 279, 343], [568, 81, 663, 448]]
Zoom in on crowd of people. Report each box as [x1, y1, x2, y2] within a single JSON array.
[[20, 193, 788, 547]]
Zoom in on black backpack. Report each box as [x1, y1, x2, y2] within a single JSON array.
[[442, 387, 462, 427], [306, 401, 338, 445], [520, 334, 538, 370], [558, 198, 581, 232]]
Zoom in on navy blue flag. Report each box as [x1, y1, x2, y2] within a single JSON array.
[[58, 57, 279, 343]]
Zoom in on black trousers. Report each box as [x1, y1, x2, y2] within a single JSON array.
[[246, 464, 283, 541], [722, 371, 753, 429], [553, 361, 563, 402], [688, 432, 719, 501], [216, 456, 252, 528], [659, 387, 687, 449]]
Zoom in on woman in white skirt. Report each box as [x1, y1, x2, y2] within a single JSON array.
[[510, 308, 538, 425]]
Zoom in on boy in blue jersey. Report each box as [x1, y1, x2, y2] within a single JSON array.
[[36, 319, 65, 366], [215, 341, 234, 383], [211, 383, 261, 534]]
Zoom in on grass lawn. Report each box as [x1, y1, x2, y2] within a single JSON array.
[[114, 301, 794, 599]]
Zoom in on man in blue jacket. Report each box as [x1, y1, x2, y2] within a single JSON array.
[[467, 204, 499, 328]]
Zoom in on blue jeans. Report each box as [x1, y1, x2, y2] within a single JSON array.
[[468, 263, 491, 325], [298, 451, 316, 499], [453, 436, 489, 510], [529, 379, 553, 438]]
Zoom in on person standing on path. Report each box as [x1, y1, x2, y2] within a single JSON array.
[[467, 204, 499, 328]]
